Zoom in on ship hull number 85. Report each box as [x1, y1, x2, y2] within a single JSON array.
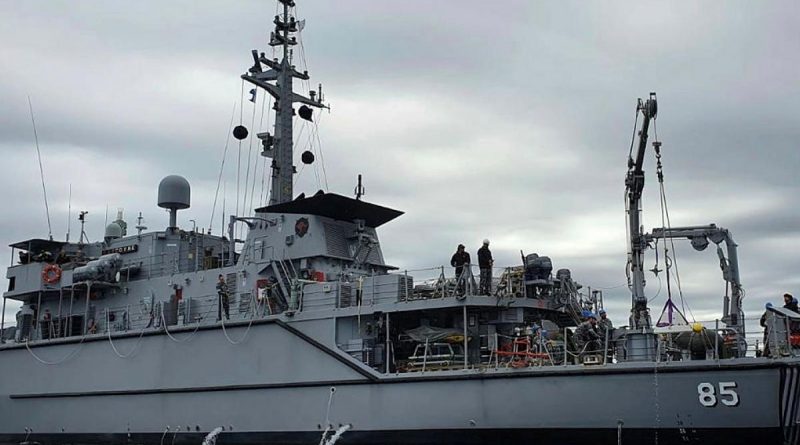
[[697, 382, 739, 407]]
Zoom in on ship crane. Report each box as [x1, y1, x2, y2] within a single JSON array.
[[647, 224, 747, 356], [624, 93, 748, 357], [625, 92, 658, 330]]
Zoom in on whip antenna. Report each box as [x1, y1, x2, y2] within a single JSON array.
[[27, 96, 53, 240], [66, 184, 72, 242]]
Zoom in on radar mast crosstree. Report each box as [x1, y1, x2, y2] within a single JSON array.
[[242, 0, 327, 206]]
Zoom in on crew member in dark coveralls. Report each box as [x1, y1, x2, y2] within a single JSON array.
[[450, 244, 470, 292], [575, 314, 602, 355], [478, 239, 493, 295], [784, 293, 798, 312], [217, 274, 230, 320]]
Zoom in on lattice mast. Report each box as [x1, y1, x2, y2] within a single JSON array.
[[242, 0, 326, 205]]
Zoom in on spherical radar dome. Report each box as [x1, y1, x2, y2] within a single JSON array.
[[158, 175, 191, 210], [105, 222, 123, 239]]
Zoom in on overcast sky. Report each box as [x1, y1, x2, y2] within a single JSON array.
[[1, 0, 798, 332]]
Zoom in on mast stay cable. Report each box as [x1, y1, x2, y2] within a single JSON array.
[[235, 79, 245, 240], [27, 96, 53, 240], [209, 102, 238, 233], [295, 5, 329, 191], [249, 87, 270, 214], [241, 88, 259, 221]]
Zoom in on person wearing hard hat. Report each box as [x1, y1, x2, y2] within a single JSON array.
[[477, 239, 494, 295]]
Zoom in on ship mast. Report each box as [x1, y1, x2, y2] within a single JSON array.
[[242, 0, 327, 205]]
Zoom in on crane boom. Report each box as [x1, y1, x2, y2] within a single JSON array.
[[625, 92, 657, 330]]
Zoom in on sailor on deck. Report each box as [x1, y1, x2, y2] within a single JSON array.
[[450, 244, 470, 290], [477, 239, 493, 295], [217, 275, 230, 321], [598, 309, 613, 359], [784, 293, 798, 312], [575, 314, 602, 356], [598, 309, 613, 336]]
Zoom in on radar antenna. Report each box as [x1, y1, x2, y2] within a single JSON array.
[[242, 0, 328, 205], [135, 212, 148, 236], [78, 211, 90, 245], [354, 174, 365, 200]]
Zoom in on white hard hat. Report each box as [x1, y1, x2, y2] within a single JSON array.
[[483, 239, 490, 245]]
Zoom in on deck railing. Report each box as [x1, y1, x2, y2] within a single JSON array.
[[394, 316, 778, 373]]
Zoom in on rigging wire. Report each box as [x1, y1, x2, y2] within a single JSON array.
[[27, 96, 53, 240], [294, 4, 329, 191], [656, 140, 675, 310], [648, 274, 663, 303], [241, 88, 259, 224], [209, 102, 238, 233], [295, 4, 313, 95], [305, 115, 321, 190], [248, 88, 270, 213], [592, 283, 629, 290], [295, 119, 309, 147], [259, 33, 279, 208], [303, 119, 321, 190], [661, 176, 694, 321], [235, 79, 245, 238], [259, 156, 270, 207], [653, 119, 695, 322], [313, 114, 330, 191], [294, 164, 306, 188]]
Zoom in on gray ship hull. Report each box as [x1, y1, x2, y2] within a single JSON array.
[[1, 322, 797, 445]]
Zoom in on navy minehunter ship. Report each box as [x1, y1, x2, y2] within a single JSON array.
[[2, 2, 800, 444]]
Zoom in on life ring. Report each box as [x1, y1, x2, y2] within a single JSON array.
[[42, 264, 62, 284]]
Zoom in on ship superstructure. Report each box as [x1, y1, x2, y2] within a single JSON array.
[[2, 2, 800, 445]]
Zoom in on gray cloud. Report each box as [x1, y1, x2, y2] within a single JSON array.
[[1, 0, 798, 333]]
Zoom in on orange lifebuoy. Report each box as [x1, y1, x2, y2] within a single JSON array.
[[42, 264, 62, 284]]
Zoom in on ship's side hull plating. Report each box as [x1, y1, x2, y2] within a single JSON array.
[[0, 323, 796, 445]]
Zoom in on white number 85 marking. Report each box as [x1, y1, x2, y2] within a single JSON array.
[[698, 381, 739, 407]]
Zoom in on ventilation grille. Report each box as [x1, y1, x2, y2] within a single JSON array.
[[324, 222, 349, 258], [238, 292, 252, 315], [225, 273, 238, 294], [339, 283, 353, 308]]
